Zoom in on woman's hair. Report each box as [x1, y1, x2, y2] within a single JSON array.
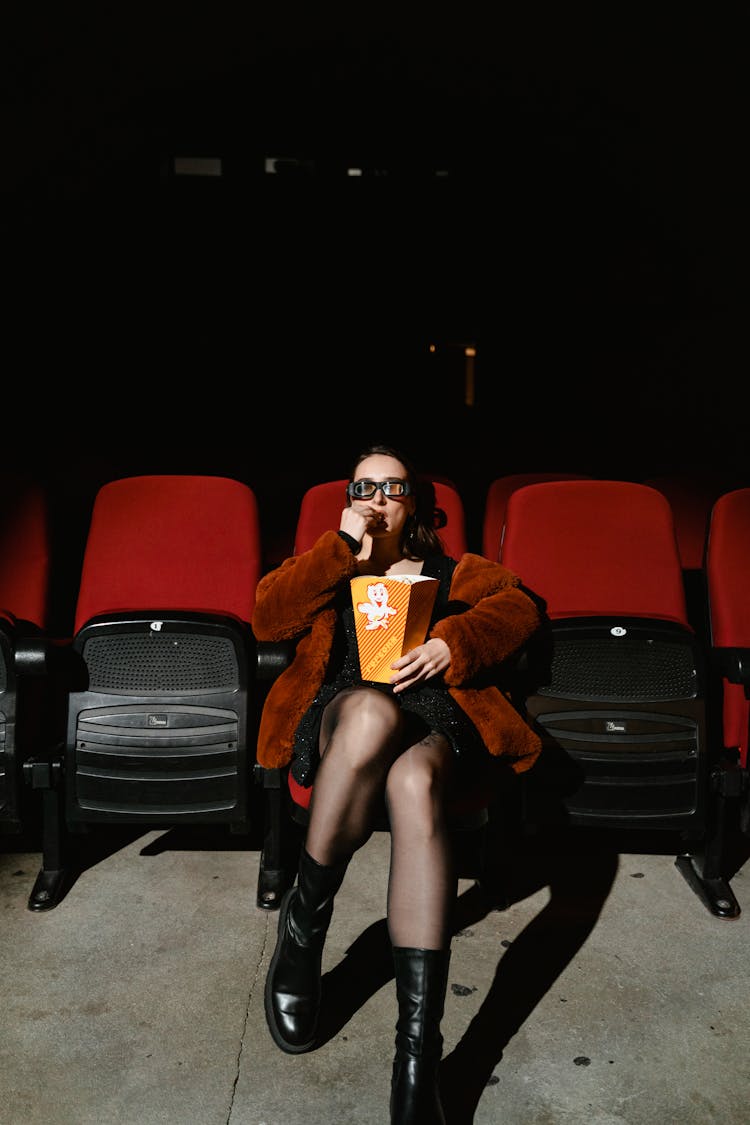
[[349, 443, 446, 559]]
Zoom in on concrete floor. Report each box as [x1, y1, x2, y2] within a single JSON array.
[[1, 816, 749, 1125]]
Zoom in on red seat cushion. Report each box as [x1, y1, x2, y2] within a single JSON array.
[[288, 771, 313, 810]]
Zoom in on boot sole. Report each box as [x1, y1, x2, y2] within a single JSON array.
[[264, 887, 318, 1054]]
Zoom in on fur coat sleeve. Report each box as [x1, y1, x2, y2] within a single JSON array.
[[252, 532, 358, 769], [252, 530, 359, 642], [433, 553, 543, 772], [432, 552, 540, 683]]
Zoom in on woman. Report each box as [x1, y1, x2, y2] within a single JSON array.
[[252, 444, 542, 1125]]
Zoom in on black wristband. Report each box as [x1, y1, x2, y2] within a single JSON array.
[[337, 530, 361, 553]]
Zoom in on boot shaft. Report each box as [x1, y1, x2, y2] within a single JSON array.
[[289, 847, 349, 947], [391, 947, 450, 1124], [392, 947, 451, 1059], [264, 849, 350, 1055]]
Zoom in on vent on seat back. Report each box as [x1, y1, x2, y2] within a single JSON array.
[[82, 632, 240, 694], [541, 631, 699, 701]]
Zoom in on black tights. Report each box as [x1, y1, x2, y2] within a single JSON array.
[[304, 687, 457, 950]]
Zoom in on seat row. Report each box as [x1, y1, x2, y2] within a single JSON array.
[[1, 470, 748, 920]]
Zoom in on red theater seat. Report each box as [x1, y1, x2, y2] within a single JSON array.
[[27, 475, 263, 911], [0, 473, 52, 833], [73, 475, 261, 629], [500, 478, 740, 918], [482, 472, 592, 561], [706, 488, 750, 834], [643, 470, 747, 640], [643, 470, 744, 571], [503, 481, 688, 623], [0, 475, 51, 629]]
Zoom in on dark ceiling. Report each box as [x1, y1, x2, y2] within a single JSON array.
[[3, 17, 744, 477]]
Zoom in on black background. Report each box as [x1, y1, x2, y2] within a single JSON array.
[[3, 13, 746, 602]]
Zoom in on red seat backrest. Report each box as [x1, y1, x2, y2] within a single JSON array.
[[73, 475, 262, 633], [643, 471, 744, 570], [293, 478, 468, 558], [0, 474, 50, 628], [706, 487, 750, 764], [482, 472, 592, 561], [500, 480, 689, 625]]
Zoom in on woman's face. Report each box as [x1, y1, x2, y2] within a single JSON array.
[[349, 453, 416, 540]]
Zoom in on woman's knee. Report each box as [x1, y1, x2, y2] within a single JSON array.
[[321, 688, 404, 768], [386, 738, 452, 812], [326, 688, 401, 734]]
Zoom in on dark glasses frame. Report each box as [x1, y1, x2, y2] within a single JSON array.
[[347, 479, 412, 500]]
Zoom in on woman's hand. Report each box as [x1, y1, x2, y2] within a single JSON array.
[[340, 505, 385, 556], [390, 637, 451, 693]]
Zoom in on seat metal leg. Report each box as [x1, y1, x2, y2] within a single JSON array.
[[24, 757, 70, 911], [256, 768, 297, 910], [675, 762, 743, 920], [674, 853, 740, 919]]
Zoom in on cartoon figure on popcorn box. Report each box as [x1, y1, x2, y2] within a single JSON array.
[[252, 443, 543, 1123], [352, 573, 438, 680], [356, 579, 399, 631]]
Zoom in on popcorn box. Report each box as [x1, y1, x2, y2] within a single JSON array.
[[350, 574, 439, 684]]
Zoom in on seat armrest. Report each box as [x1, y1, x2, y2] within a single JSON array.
[[257, 640, 296, 682], [13, 633, 48, 676], [714, 647, 750, 692]]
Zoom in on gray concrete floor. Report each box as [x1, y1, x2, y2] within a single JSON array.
[[2, 818, 749, 1125]]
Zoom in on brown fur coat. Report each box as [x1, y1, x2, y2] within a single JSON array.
[[252, 531, 542, 773]]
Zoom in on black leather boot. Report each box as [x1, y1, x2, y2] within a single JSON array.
[[264, 847, 349, 1053], [390, 947, 451, 1125]]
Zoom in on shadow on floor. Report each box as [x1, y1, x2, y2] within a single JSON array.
[[313, 822, 620, 1125]]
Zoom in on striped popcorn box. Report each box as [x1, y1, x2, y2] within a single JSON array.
[[350, 574, 439, 684]]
